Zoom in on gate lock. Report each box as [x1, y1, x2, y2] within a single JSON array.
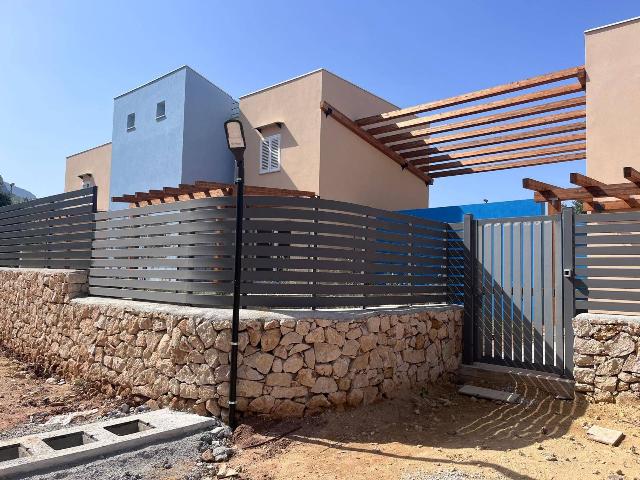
[[563, 268, 573, 278]]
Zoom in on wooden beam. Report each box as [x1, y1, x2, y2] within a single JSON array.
[[378, 97, 585, 145], [624, 167, 640, 186], [570, 172, 640, 207], [522, 178, 562, 193], [402, 122, 585, 159], [366, 83, 584, 136], [532, 182, 640, 202], [391, 111, 585, 152], [423, 143, 586, 172], [430, 152, 586, 178], [356, 66, 585, 126], [319, 101, 433, 184], [583, 200, 640, 212], [410, 133, 586, 165]]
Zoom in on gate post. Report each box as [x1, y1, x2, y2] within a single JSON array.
[[561, 207, 575, 378], [462, 213, 476, 364]]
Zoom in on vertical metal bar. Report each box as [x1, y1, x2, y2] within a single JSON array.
[[503, 223, 513, 362], [229, 155, 245, 431], [483, 224, 492, 360], [512, 223, 523, 362], [543, 220, 554, 367], [462, 214, 475, 364], [493, 224, 503, 359], [553, 217, 565, 370], [561, 207, 576, 377], [475, 223, 484, 360], [532, 221, 543, 365], [522, 222, 533, 364]]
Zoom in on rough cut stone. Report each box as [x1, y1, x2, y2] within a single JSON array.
[[0, 268, 463, 420], [314, 343, 341, 363]]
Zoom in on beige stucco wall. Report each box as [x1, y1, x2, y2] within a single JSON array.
[[586, 17, 640, 183], [319, 71, 428, 210], [239, 70, 428, 210], [239, 73, 322, 194], [64, 143, 112, 211]]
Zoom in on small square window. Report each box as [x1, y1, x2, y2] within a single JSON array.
[[127, 113, 135, 131], [156, 101, 166, 120]]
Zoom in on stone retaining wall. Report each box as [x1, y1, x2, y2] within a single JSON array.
[[0, 267, 463, 419], [574, 313, 640, 403]]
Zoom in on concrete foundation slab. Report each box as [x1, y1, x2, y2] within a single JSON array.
[[0, 409, 216, 479]]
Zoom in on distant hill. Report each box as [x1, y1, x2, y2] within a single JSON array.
[[1, 181, 36, 202]]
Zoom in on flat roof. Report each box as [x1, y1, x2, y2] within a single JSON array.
[[114, 65, 236, 102], [239, 68, 399, 108], [585, 15, 640, 35], [66, 141, 111, 159]]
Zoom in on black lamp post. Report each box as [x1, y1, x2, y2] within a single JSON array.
[[224, 119, 246, 430]]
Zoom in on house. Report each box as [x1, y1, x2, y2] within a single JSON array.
[[65, 16, 640, 213]]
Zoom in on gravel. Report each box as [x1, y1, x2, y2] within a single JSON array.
[[20, 430, 215, 480]]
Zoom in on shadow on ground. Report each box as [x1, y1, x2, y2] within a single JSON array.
[[236, 381, 589, 480]]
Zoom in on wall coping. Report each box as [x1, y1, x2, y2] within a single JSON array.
[[72, 296, 460, 322], [575, 312, 640, 325]]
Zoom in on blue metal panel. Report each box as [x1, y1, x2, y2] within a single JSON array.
[[400, 199, 545, 223]]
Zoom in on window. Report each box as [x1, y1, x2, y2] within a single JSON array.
[[259, 134, 281, 174], [156, 101, 166, 120], [126, 113, 135, 131]]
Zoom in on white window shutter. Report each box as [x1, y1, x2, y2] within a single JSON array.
[[259, 134, 281, 173], [260, 138, 270, 173], [269, 135, 280, 172]]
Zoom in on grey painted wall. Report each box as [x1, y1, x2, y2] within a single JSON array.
[[109, 66, 237, 210], [182, 69, 237, 185]]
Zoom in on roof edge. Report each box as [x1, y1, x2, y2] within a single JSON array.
[[66, 141, 112, 159], [114, 66, 189, 99], [585, 16, 640, 35]]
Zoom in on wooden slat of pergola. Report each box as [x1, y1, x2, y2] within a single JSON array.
[[357, 66, 585, 126], [523, 167, 640, 213], [112, 181, 317, 208], [322, 66, 586, 180]]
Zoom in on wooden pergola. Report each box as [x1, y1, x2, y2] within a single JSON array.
[[321, 66, 586, 184], [112, 180, 316, 208], [523, 167, 640, 214]]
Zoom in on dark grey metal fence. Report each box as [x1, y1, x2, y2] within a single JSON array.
[[0, 188, 97, 269], [575, 210, 640, 314], [90, 195, 450, 308]]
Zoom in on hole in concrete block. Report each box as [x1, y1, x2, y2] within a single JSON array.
[[42, 432, 96, 451], [0, 444, 30, 462], [104, 420, 155, 437]]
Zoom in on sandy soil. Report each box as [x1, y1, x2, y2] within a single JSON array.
[[229, 383, 640, 480]]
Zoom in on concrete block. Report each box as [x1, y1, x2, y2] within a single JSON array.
[[0, 409, 216, 479]]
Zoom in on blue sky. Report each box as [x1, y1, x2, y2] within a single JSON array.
[[0, 1, 638, 206]]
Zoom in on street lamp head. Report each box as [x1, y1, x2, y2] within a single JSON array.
[[224, 119, 246, 152]]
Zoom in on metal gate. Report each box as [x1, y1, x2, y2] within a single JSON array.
[[458, 211, 574, 376]]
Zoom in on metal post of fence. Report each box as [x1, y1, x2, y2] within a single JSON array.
[[462, 213, 476, 364], [561, 207, 575, 378]]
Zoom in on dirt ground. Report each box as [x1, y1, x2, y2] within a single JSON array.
[[0, 350, 120, 434], [2, 349, 640, 480], [229, 383, 640, 480]]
